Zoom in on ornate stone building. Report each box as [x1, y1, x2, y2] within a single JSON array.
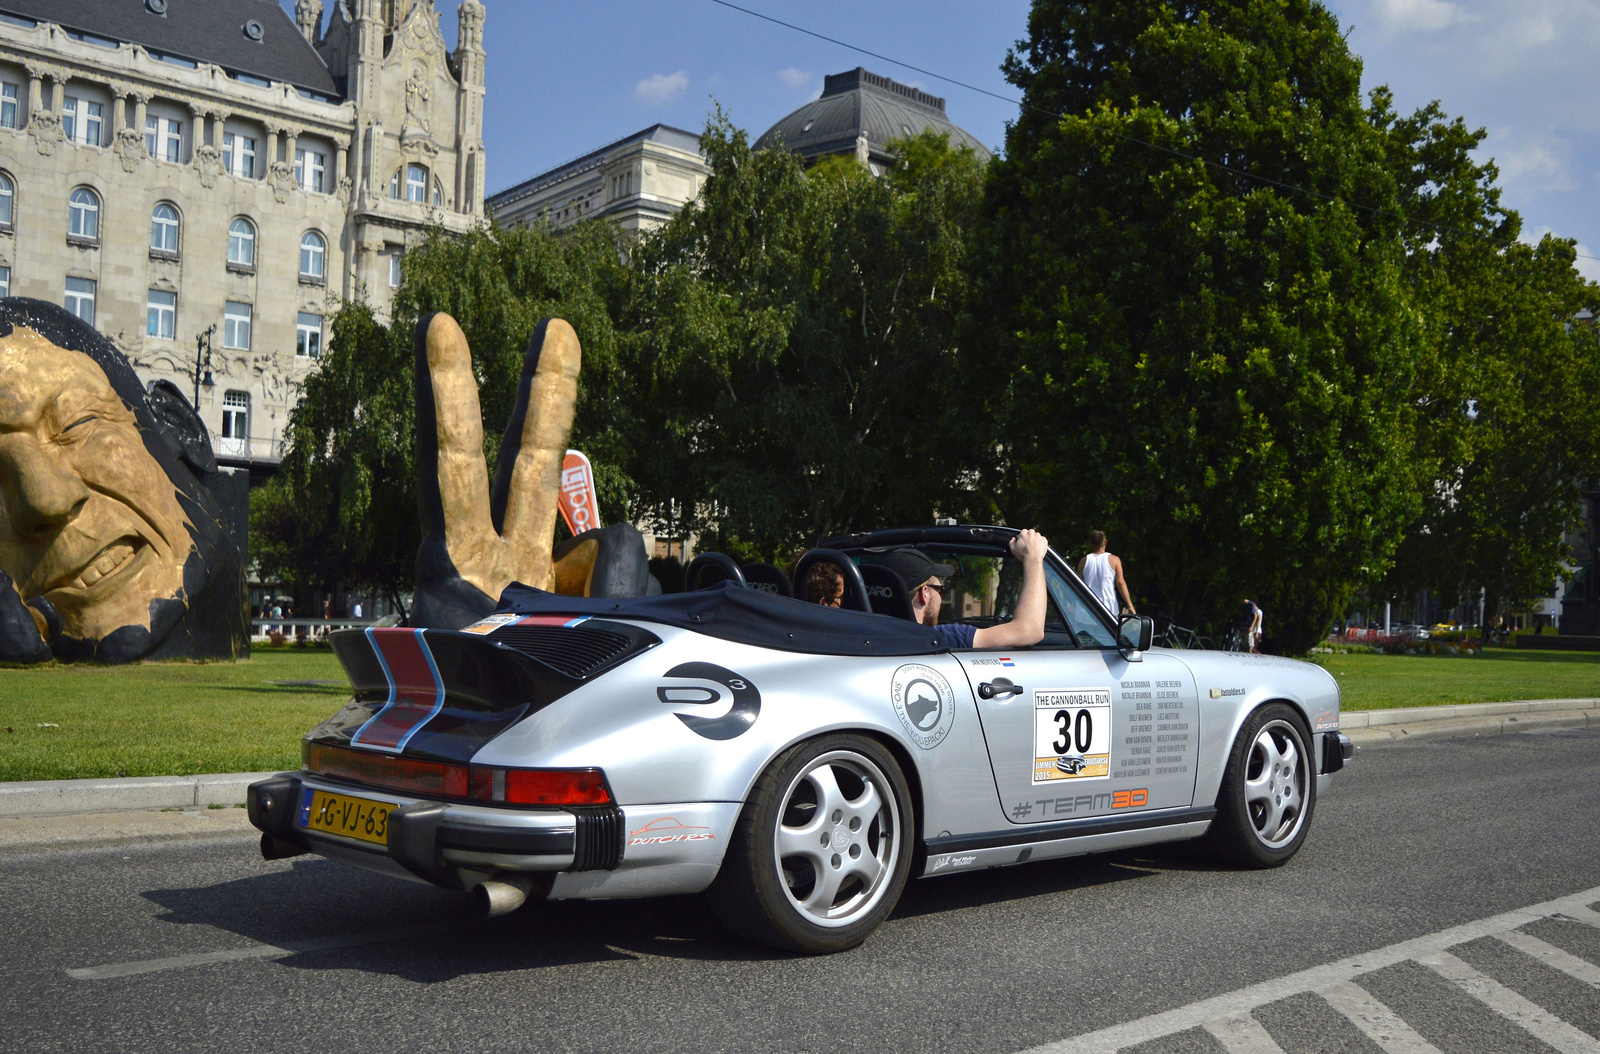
[[0, 0, 485, 475], [487, 124, 709, 238]]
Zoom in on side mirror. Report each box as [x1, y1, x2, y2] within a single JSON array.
[[1118, 614, 1154, 658]]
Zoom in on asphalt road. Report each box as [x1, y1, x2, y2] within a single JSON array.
[[2, 728, 1599, 1054]]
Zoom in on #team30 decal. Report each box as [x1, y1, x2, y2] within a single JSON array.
[[1033, 687, 1112, 782]]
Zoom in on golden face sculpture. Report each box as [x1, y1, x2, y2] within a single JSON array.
[[0, 325, 192, 645]]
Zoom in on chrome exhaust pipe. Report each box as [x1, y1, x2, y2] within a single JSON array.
[[471, 877, 531, 919]]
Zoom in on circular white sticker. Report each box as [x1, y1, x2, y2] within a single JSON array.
[[890, 664, 956, 749]]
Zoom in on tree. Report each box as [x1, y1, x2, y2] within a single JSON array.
[[1383, 236, 1600, 634], [622, 116, 988, 556], [975, 0, 1432, 652]]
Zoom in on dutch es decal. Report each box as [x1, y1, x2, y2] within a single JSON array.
[[657, 662, 760, 740], [889, 664, 956, 749], [628, 818, 714, 846], [1033, 687, 1111, 782]]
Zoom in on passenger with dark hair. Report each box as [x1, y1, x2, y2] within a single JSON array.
[[804, 560, 846, 607]]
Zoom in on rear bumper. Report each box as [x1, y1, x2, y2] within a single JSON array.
[[247, 774, 622, 890]]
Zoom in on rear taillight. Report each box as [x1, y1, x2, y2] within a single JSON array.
[[469, 766, 612, 805], [303, 743, 470, 798], [304, 743, 610, 806]]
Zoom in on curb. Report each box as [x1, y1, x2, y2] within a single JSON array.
[[1342, 698, 1600, 747], [0, 772, 276, 819]]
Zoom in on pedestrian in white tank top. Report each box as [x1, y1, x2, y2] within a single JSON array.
[[1077, 530, 1135, 615]]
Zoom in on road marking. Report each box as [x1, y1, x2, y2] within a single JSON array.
[[1420, 950, 1600, 1054], [1202, 1012, 1285, 1053], [1496, 930, 1600, 988], [1022, 884, 1600, 1054], [67, 923, 468, 980], [1316, 981, 1442, 1054]]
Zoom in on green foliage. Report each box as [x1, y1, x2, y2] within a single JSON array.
[[977, 0, 1443, 653], [623, 116, 988, 555]]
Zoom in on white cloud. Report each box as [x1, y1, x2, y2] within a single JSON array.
[[1371, 0, 1463, 32], [1574, 245, 1600, 282], [1484, 133, 1577, 194], [778, 67, 813, 90], [635, 70, 689, 104]]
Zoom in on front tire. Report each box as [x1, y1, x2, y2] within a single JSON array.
[[709, 734, 914, 953], [1204, 703, 1315, 868]]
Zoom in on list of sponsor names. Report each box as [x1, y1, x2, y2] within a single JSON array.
[[1115, 677, 1191, 780]]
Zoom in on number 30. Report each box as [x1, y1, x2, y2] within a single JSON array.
[[1053, 709, 1094, 754]]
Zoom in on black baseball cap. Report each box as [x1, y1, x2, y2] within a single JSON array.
[[879, 548, 956, 589]]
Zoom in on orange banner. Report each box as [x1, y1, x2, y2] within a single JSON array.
[[558, 449, 601, 536]]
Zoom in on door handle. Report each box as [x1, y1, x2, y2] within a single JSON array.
[[978, 678, 1023, 700]]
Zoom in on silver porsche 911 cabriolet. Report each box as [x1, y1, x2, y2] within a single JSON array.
[[248, 525, 1353, 953]]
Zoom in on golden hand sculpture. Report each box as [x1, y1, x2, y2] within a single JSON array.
[[410, 312, 591, 629]]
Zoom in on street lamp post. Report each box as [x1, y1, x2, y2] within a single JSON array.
[[192, 323, 216, 409]]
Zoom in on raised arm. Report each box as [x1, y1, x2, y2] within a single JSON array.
[[1111, 554, 1135, 614], [974, 529, 1049, 649]]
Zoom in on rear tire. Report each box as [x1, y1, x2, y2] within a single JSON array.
[[1204, 703, 1315, 868], [708, 734, 914, 953]]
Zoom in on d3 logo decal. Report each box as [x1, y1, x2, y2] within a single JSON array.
[[890, 664, 956, 749], [657, 662, 760, 740]]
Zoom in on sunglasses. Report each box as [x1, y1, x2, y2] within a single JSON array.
[[922, 582, 947, 597]]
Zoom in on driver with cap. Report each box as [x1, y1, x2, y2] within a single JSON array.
[[881, 529, 1050, 650]]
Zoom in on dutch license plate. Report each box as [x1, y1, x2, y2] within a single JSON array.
[[299, 789, 391, 846]]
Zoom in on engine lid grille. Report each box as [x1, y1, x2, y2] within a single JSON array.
[[487, 617, 658, 680]]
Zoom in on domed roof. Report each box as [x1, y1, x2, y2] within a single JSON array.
[[754, 68, 992, 172]]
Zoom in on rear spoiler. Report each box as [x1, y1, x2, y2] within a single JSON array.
[[309, 625, 657, 763]]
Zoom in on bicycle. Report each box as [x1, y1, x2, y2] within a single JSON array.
[[1155, 622, 1213, 650]]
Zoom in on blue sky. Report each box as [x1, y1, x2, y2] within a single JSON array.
[[292, 1, 1599, 277]]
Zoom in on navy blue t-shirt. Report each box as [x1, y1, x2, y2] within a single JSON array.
[[935, 623, 977, 649]]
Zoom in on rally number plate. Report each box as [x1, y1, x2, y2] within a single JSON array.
[[299, 789, 392, 846]]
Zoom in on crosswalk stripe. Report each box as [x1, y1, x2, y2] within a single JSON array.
[[1565, 905, 1600, 929], [1419, 950, 1600, 1054], [1316, 980, 1444, 1054], [1496, 930, 1600, 988], [1202, 1012, 1286, 1053], [1019, 884, 1600, 1054]]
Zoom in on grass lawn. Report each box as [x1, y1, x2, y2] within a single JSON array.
[[1310, 648, 1600, 711], [0, 647, 348, 782]]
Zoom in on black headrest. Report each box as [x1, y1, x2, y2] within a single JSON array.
[[685, 553, 746, 591], [741, 563, 793, 598], [860, 564, 915, 621]]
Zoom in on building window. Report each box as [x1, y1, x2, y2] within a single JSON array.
[[389, 253, 401, 288], [433, 179, 443, 207], [406, 164, 427, 203], [388, 169, 401, 199], [299, 231, 325, 279], [220, 390, 249, 449], [295, 148, 325, 193], [147, 289, 176, 339], [223, 300, 251, 349], [68, 187, 99, 240], [0, 82, 17, 129], [222, 132, 256, 178], [64, 277, 95, 325], [145, 116, 183, 162], [227, 218, 255, 267], [62, 96, 102, 146], [0, 172, 12, 227], [296, 312, 322, 359], [0, 265, 9, 297], [150, 202, 179, 253]]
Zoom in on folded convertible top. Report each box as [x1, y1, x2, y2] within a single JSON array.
[[494, 581, 947, 657]]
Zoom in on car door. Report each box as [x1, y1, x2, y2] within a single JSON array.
[[956, 558, 1201, 825]]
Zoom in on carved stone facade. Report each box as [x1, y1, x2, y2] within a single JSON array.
[[488, 125, 708, 237], [0, 0, 485, 475]]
